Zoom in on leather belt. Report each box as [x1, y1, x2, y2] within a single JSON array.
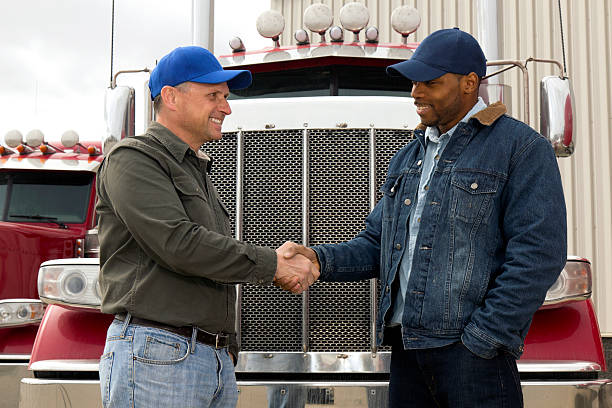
[[115, 313, 229, 349]]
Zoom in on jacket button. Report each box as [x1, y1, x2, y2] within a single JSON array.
[[470, 182, 478, 190], [404, 198, 411, 205], [390, 186, 395, 193], [417, 160, 422, 166], [385, 285, 390, 293], [424, 185, 429, 191], [395, 243, 402, 250]]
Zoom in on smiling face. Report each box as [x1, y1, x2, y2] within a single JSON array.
[[411, 73, 479, 134], [173, 81, 231, 146]]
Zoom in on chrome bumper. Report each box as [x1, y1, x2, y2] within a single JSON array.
[[18, 378, 612, 407], [0, 358, 32, 408]]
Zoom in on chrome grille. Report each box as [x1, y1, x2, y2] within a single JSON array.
[[242, 130, 303, 351], [210, 128, 414, 352], [309, 129, 371, 351]]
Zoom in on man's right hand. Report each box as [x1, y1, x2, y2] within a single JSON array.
[[274, 242, 320, 294]]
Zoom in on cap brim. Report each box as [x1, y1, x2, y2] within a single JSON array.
[[191, 69, 252, 90], [386, 59, 446, 82]]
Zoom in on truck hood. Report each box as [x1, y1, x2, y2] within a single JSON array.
[[0, 222, 79, 300]]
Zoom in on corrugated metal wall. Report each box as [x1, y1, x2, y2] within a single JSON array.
[[271, 0, 612, 335]]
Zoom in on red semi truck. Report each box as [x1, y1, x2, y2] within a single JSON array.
[[5, 4, 612, 407], [0, 132, 102, 407]]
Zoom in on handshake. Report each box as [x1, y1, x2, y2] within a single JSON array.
[[273, 241, 320, 294]]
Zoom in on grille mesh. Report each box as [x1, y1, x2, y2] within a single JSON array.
[[208, 128, 414, 352]]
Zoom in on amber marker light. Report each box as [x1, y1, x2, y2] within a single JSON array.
[[87, 145, 100, 155]]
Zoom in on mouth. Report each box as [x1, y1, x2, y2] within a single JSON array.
[[414, 102, 431, 116], [210, 117, 223, 125]]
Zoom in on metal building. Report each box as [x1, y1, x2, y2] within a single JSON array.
[[270, 0, 612, 337]]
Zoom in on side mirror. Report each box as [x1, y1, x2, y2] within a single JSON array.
[[540, 76, 575, 157], [103, 86, 135, 154]]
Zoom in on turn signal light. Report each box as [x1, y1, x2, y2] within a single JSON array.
[[0, 300, 44, 328], [543, 258, 592, 307]]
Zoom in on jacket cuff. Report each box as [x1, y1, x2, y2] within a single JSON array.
[[462, 322, 524, 359], [253, 245, 277, 285], [311, 246, 333, 281]]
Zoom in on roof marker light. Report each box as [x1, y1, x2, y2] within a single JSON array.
[[329, 26, 344, 43], [229, 37, 245, 53], [391, 6, 421, 44], [0, 146, 15, 156], [303, 3, 333, 43], [87, 145, 100, 156], [294, 29, 310, 45], [25, 129, 45, 147], [365, 26, 379, 43], [16, 144, 34, 155], [339, 2, 370, 42], [256, 10, 285, 48], [4, 129, 23, 148]]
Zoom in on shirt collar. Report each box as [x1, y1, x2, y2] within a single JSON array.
[[425, 97, 487, 143], [146, 121, 193, 163]]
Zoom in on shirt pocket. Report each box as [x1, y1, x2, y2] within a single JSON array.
[[172, 175, 212, 224], [450, 171, 499, 224], [380, 174, 403, 221]]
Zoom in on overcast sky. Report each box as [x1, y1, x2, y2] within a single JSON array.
[[0, 0, 270, 144]]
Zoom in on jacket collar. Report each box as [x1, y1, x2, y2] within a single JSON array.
[[414, 101, 507, 132]]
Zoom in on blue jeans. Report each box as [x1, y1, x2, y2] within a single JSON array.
[[99, 316, 238, 408], [388, 329, 522, 408]]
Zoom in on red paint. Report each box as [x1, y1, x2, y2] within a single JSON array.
[[522, 299, 606, 369], [29, 306, 113, 364], [0, 148, 100, 358]]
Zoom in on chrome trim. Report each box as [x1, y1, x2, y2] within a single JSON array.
[[0, 157, 100, 171], [0, 354, 30, 361], [219, 43, 416, 68], [235, 129, 244, 347], [517, 360, 602, 373], [29, 359, 100, 372], [368, 126, 378, 354], [17, 378, 612, 408], [40, 258, 100, 266], [39, 296, 100, 310], [1, 362, 33, 408], [302, 127, 310, 353], [236, 352, 389, 373]]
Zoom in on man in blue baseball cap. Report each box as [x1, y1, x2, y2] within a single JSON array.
[[96, 46, 319, 407], [279, 28, 566, 407]]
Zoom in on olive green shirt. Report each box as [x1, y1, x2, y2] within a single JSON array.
[[96, 122, 277, 357]]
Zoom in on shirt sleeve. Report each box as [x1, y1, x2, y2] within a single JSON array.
[[98, 146, 277, 285]]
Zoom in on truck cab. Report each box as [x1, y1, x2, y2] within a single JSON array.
[[17, 4, 612, 408], [0, 132, 102, 407]]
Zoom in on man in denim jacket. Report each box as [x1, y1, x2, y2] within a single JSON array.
[[278, 28, 566, 407]]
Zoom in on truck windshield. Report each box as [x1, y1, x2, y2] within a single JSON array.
[[0, 171, 93, 224], [230, 65, 412, 99]]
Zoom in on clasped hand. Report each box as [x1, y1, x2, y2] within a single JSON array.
[[274, 241, 320, 294]]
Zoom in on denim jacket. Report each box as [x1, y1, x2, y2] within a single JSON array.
[[312, 102, 567, 359]]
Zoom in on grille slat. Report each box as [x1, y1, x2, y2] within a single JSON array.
[[208, 128, 414, 352]]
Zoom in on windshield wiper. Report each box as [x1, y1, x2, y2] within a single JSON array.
[[9, 214, 68, 229]]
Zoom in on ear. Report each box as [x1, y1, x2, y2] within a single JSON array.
[[160, 86, 179, 112], [461, 72, 480, 95]]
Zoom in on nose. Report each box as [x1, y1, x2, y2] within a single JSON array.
[[411, 81, 424, 98], [219, 97, 231, 116]]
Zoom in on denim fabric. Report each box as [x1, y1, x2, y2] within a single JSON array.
[[312, 103, 567, 359], [99, 318, 238, 408], [391, 98, 487, 325], [388, 336, 522, 407]]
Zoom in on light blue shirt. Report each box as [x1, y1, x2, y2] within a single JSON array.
[[390, 97, 487, 325]]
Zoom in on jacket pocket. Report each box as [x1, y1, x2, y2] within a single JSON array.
[[172, 175, 207, 201], [450, 171, 499, 224]]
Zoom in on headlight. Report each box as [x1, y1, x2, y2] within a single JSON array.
[[543, 257, 591, 307], [38, 258, 101, 309], [0, 300, 44, 328]]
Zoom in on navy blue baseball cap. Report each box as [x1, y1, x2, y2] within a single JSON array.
[[387, 28, 486, 82], [149, 46, 252, 99]]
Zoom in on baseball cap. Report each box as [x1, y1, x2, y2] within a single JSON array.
[[387, 28, 486, 82], [148, 46, 252, 99]]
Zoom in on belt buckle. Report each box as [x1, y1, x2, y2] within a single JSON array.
[[215, 333, 220, 349]]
